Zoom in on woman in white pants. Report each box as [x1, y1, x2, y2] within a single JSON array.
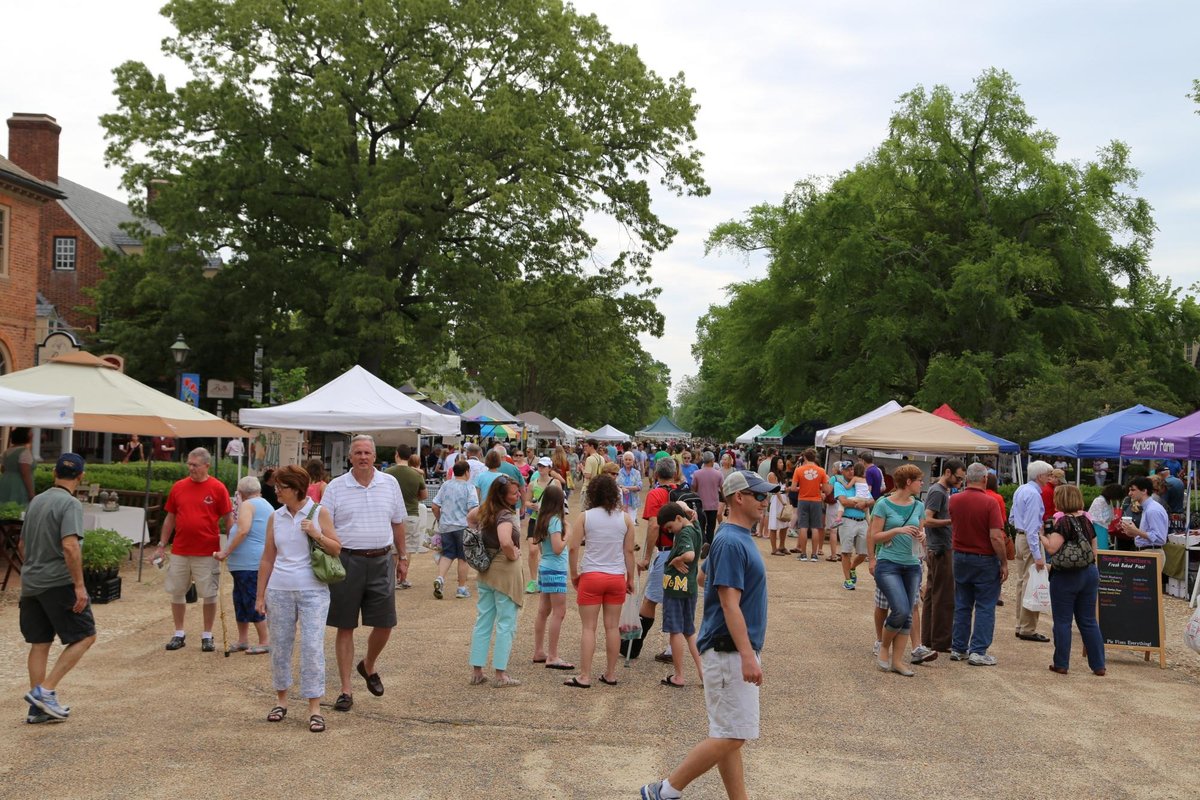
[[255, 464, 341, 733]]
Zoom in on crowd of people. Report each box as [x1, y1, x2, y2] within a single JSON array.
[[13, 429, 1180, 796]]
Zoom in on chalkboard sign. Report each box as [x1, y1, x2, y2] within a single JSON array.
[[1095, 549, 1165, 668]]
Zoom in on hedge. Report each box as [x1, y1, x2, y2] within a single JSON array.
[[34, 461, 241, 496]]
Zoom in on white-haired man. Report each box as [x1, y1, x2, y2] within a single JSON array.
[[1010, 459, 1052, 643]]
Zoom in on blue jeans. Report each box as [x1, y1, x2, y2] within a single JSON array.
[[951, 552, 1002, 655], [1048, 565, 1106, 672], [470, 581, 520, 671], [875, 560, 921, 634]]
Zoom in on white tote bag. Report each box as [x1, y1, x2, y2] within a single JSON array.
[[1021, 563, 1052, 613]]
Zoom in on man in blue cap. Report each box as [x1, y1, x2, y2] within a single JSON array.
[[18, 453, 96, 723], [641, 469, 779, 800]]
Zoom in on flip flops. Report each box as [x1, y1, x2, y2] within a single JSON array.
[[247, 645, 270, 655], [661, 675, 685, 688], [545, 661, 575, 670], [563, 677, 592, 688], [598, 675, 618, 686]]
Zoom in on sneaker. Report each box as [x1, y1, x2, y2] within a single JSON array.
[[433, 577, 444, 600], [24, 686, 69, 720], [910, 645, 936, 664], [796, 554, 808, 562], [842, 579, 856, 590], [525, 580, 538, 594], [809, 554, 820, 563], [968, 652, 997, 667], [949, 650, 968, 661], [640, 781, 665, 800], [849, 568, 857, 581], [455, 586, 470, 599], [201, 638, 216, 653], [165, 635, 186, 651], [873, 640, 881, 656], [787, 531, 798, 538], [396, 580, 413, 590]]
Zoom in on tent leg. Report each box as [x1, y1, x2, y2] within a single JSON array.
[[137, 455, 154, 583], [1118, 459, 1124, 485], [1076, 457, 1081, 487]]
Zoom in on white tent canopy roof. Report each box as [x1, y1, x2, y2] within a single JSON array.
[[0, 352, 243, 437], [815, 401, 903, 447], [735, 424, 765, 444], [589, 423, 630, 441], [0, 385, 74, 428], [552, 417, 583, 444], [461, 398, 520, 424], [238, 366, 460, 436], [824, 405, 998, 454]]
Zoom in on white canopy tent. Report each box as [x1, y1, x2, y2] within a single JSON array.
[[552, 417, 583, 445], [0, 385, 74, 428], [461, 398, 520, 424], [238, 366, 460, 437], [589, 424, 630, 441], [814, 400, 903, 447], [735, 424, 765, 444]]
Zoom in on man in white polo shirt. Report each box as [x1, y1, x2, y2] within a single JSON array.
[[322, 435, 407, 712]]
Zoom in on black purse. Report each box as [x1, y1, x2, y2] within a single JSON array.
[[1049, 515, 1094, 571]]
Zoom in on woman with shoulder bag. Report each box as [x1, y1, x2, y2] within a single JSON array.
[[255, 465, 342, 732], [1040, 483, 1106, 676], [466, 475, 525, 688], [767, 457, 791, 555]]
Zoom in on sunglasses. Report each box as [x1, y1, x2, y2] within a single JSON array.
[[740, 490, 770, 502]]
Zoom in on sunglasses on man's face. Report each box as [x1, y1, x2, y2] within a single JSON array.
[[740, 490, 769, 502]]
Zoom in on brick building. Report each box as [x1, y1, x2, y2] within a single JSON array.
[[5, 113, 155, 335], [0, 154, 64, 374]]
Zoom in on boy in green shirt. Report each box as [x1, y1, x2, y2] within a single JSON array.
[[657, 502, 705, 687]]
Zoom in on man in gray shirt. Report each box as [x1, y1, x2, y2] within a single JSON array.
[[921, 459, 964, 660], [18, 453, 97, 722]]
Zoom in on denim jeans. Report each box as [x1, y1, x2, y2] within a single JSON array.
[[267, 588, 331, 699], [951, 552, 1002, 655], [1048, 565, 1106, 672], [875, 560, 922, 633], [470, 581, 520, 671]]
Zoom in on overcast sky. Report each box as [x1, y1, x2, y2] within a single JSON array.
[[4, 1, 1198, 402]]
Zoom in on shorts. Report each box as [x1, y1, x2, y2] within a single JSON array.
[[165, 554, 219, 604], [644, 550, 670, 604], [404, 514, 421, 554], [20, 584, 97, 645], [527, 518, 538, 538], [326, 553, 397, 629], [839, 518, 868, 555], [662, 595, 697, 636], [230, 570, 266, 623], [701, 649, 760, 740], [795, 500, 825, 530], [875, 584, 890, 610], [538, 566, 568, 594], [439, 528, 466, 561], [825, 503, 842, 529], [576, 571, 626, 606]]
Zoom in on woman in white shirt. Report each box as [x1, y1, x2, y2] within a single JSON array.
[[255, 464, 341, 733], [565, 474, 635, 688]]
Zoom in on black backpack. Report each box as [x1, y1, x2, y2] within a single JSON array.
[[668, 485, 704, 518]]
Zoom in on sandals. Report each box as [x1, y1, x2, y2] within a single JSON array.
[[563, 677, 592, 688], [531, 657, 547, 664], [492, 676, 522, 688], [267, 706, 287, 722], [598, 675, 619, 686], [661, 675, 685, 688], [469, 673, 488, 685], [545, 661, 575, 670], [246, 645, 270, 655], [230, 642, 249, 652], [309, 714, 326, 733]]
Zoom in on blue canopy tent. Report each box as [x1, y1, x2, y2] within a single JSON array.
[[1029, 404, 1178, 485], [967, 426, 1019, 454]]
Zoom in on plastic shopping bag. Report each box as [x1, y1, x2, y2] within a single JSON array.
[[1184, 607, 1200, 654], [1022, 563, 1052, 613], [619, 574, 645, 641]]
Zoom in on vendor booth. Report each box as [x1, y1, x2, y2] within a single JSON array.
[[931, 403, 1023, 483], [815, 401, 903, 447], [824, 406, 998, 455], [635, 415, 690, 440], [735, 424, 765, 445], [589, 424, 630, 442], [1030, 404, 1177, 485], [552, 417, 583, 445]]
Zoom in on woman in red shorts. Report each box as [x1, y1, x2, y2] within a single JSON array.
[[564, 474, 635, 688]]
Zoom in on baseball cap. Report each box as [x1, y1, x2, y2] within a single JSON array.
[[55, 452, 86, 478], [723, 469, 780, 497], [835, 460, 854, 471], [537, 457, 552, 467]]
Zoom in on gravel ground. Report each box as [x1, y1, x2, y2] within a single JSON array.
[[2, 496, 1199, 799]]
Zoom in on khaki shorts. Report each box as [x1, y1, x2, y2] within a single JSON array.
[[839, 518, 868, 554], [702, 649, 761, 740], [165, 554, 219, 604], [404, 514, 421, 553]]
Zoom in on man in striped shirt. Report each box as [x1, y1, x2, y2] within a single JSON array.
[[323, 435, 408, 712]]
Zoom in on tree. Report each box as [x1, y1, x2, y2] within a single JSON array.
[[99, 0, 706, 395], [695, 69, 1200, 441]]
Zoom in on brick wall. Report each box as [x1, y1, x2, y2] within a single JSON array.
[[38, 201, 102, 331], [0, 188, 42, 372]]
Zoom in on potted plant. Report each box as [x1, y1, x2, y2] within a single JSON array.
[[81, 528, 131, 602]]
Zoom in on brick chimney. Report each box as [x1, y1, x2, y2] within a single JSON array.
[[7, 113, 61, 184]]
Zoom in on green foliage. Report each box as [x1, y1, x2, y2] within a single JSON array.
[[97, 0, 707, 407], [267, 366, 310, 405], [0, 501, 25, 520], [81, 528, 134, 571], [34, 462, 240, 496], [692, 69, 1200, 443], [994, 483, 1103, 511]]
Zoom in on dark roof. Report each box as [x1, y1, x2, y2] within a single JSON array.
[[0, 154, 65, 200], [56, 176, 160, 251]]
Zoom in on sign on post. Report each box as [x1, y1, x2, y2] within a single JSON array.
[[207, 379, 234, 399], [1096, 549, 1166, 668], [180, 373, 200, 407]]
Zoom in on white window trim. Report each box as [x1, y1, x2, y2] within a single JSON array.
[[53, 235, 76, 271]]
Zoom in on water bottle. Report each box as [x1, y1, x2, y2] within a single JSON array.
[[910, 528, 926, 561]]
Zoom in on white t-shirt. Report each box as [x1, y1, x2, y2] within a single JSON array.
[[580, 507, 630, 576]]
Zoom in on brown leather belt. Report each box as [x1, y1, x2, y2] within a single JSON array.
[[342, 547, 391, 558]]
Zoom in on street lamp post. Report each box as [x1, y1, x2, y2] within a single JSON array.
[[170, 334, 190, 402]]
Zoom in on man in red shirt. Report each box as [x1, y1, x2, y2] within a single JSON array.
[[948, 462, 1009, 666], [1041, 469, 1064, 521], [155, 447, 234, 652]]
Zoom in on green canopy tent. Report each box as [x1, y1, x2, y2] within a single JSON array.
[[635, 415, 690, 440]]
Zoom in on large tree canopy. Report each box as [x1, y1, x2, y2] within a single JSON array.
[[97, 0, 705, 404], [686, 69, 1200, 443]]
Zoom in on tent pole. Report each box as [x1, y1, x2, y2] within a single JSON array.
[[1076, 457, 1081, 487], [1118, 459, 1124, 485], [137, 454, 154, 583], [65, 426, 73, 452]]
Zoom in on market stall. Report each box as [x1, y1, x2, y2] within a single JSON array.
[[635, 415, 690, 440], [824, 405, 998, 455], [734, 424, 765, 445], [814, 401, 903, 447], [1030, 404, 1177, 485], [589, 424, 630, 442]]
